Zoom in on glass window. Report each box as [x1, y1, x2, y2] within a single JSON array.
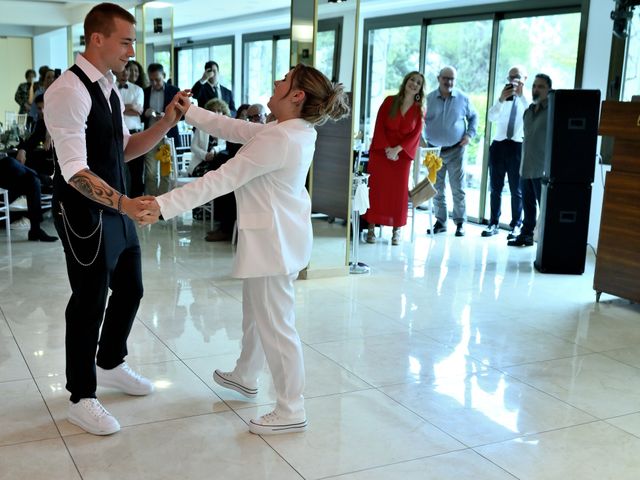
[[366, 25, 421, 144], [176, 43, 233, 91], [275, 37, 291, 82], [210, 44, 233, 88], [495, 13, 581, 93], [487, 12, 581, 223], [316, 29, 336, 81], [154, 49, 172, 82], [191, 47, 209, 87], [245, 39, 273, 106], [622, 9, 640, 101], [424, 20, 493, 221], [177, 49, 193, 91]]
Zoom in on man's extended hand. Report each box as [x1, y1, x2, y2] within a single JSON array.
[[120, 195, 160, 225], [132, 196, 162, 226], [162, 90, 192, 127]]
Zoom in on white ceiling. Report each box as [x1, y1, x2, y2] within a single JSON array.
[[0, 0, 291, 29], [0, 0, 519, 34]]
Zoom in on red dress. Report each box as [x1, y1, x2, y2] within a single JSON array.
[[364, 96, 423, 228]]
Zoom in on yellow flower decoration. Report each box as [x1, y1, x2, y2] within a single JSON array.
[[155, 143, 172, 177], [423, 151, 443, 184]]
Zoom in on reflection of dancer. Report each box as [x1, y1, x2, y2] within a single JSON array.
[[139, 64, 350, 435], [44, 3, 185, 436]]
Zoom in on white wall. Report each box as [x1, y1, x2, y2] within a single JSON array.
[[0, 37, 33, 117], [580, 0, 615, 249], [33, 27, 69, 73]]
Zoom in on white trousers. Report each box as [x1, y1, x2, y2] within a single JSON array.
[[233, 274, 305, 418]]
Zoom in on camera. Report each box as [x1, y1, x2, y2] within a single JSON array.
[[504, 83, 515, 101]]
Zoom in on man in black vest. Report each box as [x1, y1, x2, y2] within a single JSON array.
[[44, 2, 186, 436]]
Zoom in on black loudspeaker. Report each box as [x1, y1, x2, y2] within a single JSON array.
[[534, 182, 592, 274], [153, 18, 163, 34], [543, 89, 600, 184]]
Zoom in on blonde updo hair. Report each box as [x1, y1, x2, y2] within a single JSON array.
[[288, 64, 351, 126]]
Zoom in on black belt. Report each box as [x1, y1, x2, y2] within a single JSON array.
[[129, 129, 142, 133], [428, 142, 460, 152]]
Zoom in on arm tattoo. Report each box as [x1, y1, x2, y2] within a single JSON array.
[[69, 170, 118, 208]]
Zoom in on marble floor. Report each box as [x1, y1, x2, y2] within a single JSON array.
[[1, 213, 639, 480]]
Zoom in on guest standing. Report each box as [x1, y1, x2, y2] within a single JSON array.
[[364, 71, 425, 245]]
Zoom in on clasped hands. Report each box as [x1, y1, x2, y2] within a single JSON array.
[[385, 145, 402, 161], [120, 195, 162, 226]]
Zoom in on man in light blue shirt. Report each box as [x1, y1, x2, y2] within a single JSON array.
[[424, 66, 478, 237]]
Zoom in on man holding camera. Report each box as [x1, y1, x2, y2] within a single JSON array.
[[482, 66, 528, 239], [191, 61, 236, 116]]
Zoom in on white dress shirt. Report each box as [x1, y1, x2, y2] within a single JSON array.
[[44, 54, 130, 182], [156, 107, 316, 278], [487, 93, 529, 143], [117, 81, 144, 131]]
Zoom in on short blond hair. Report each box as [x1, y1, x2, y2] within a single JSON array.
[[204, 98, 230, 116]]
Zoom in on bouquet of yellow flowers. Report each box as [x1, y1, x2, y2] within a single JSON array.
[[423, 149, 443, 184], [155, 142, 172, 177]]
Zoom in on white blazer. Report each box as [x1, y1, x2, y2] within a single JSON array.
[[156, 106, 317, 278]]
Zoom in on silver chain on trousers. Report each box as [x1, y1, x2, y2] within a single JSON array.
[[59, 202, 103, 267]]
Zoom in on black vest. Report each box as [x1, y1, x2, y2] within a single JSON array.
[[53, 64, 126, 218]]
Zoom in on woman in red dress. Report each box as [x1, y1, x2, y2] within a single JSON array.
[[365, 71, 425, 245]]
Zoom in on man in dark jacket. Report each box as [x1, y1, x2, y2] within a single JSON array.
[[142, 63, 180, 195], [191, 60, 236, 116]]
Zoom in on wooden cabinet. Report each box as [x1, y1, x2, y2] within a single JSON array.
[[594, 101, 640, 302]]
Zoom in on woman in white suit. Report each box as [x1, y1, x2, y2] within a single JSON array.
[[140, 64, 349, 435]]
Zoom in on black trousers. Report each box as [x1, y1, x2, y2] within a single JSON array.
[[0, 156, 43, 230], [521, 177, 542, 237], [126, 156, 145, 197], [488, 139, 522, 228], [54, 210, 143, 402]]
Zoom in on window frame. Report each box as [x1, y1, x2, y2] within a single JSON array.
[[174, 35, 235, 90]]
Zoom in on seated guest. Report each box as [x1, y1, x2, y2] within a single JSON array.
[[0, 155, 57, 242], [16, 95, 54, 191], [188, 98, 230, 177], [235, 103, 250, 121]]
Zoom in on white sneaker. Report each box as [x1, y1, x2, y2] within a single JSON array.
[[97, 362, 154, 396], [213, 369, 257, 398], [8, 196, 28, 211], [249, 411, 307, 435], [10, 217, 30, 230], [68, 398, 120, 435]]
